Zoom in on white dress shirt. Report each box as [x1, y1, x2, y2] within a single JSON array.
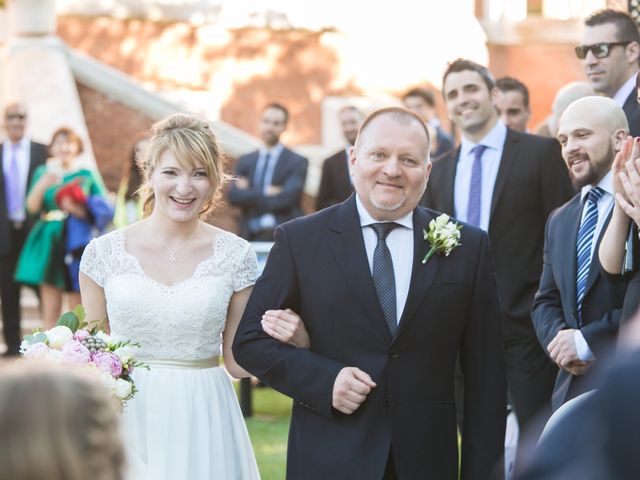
[[612, 73, 637, 108], [254, 143, 285, 229], [454, 121, 507, 232], [356, 195, 413, 323], [574, 171, 615, 361], [2, 137, 31, 222]]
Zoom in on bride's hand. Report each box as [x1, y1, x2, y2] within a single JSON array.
[[261, 308, 310, 349]]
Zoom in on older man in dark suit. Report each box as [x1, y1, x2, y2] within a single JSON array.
[[234, 107, 506, 479], [228, 103, 308, 240], [532, 96, 628, 411], [422, 59, 574, 434], [315, 105, 363, 211], [0, 102, 47, 355]]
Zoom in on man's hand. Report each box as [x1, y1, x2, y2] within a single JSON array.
[[563, 360, 590, 376], [235, 177, 249, 190], [332, 367, 376, 414], [547, 329, 580, 368], [261, 308, 310, 349], [266, 185, 282, 196], [59, 197, 88, 219]]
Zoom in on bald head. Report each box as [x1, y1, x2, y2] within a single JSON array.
[[558, 96, 628, 189], [552, 82, 597, 115], [4, 102, 27, 143], [355, 107, 431, 159], [560, 96, 628, 134]]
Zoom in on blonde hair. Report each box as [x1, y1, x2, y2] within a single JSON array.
[[140, 113, 229, 217], [0, 362, 125, 480]]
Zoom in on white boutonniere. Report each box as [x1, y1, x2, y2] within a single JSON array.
[[422, 214, 462, 264]]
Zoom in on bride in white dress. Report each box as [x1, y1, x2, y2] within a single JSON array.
[[79, 114, 300, 479]]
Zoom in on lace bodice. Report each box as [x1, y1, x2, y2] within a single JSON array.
[[79, 229, 258, 360]]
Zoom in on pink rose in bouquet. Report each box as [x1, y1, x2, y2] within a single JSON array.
[[92, 351, 123, 377], [73, 329, 90, 342], [61, 340, 91, 364]]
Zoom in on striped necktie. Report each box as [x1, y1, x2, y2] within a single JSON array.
[[575, 186, 605, 325]]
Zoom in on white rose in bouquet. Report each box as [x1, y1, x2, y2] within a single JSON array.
[[114, 378, 133, 399], [46, 326, 74, 349], [114, 345, 136, 365], [94, 331, 112, 344]]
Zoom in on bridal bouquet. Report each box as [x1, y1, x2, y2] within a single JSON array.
[[20, 305, 144, 406]]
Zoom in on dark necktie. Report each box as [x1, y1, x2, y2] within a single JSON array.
[[255, 153, 271, 193], [576, 186, 605, 326], [370, 222, 399, 337], [5, 143, 20, 217], [467, 145, 487, 227]]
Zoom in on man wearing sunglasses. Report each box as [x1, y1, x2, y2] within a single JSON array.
[[577, 9, 640, 136], [0, 103, 47, 356]]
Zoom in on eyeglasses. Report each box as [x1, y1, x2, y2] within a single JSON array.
[[5, 113, 26, 121], [574, 41, 632, 59]]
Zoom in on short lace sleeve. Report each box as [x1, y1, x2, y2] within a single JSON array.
[[232, 241, 258, 292], [80, 238, 106, 287]]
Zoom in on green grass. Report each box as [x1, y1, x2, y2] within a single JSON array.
[[234, 382, 291, 480]]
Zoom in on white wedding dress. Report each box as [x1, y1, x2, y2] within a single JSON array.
[[80, 229, 261, 480]]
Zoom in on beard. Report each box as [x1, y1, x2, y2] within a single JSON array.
[[569, 146, 613, 190]]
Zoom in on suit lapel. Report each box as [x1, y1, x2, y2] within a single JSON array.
[[328, 196, 391, 341], [26, 141, 38, 185], [560, 197, 582, 315], [271, 148, 290, 184], [622, 90, 637, 118], [489, 129, 521, 220], [395, 208, 441, 340], [440, 149, 458, 215]]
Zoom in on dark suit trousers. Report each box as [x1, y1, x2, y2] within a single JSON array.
[[0, 224, 27, 354], [504, 336, 557, 436], [383, 448, 397, 480]]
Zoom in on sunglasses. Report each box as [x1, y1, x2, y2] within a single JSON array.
[[5, 113, 26, 120], [574, 41, 632, 59]]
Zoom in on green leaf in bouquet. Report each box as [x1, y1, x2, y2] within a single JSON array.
[[73, 304, 88, 329], [33, 332, 47, 343], [24, 331, 47, 344], [57, 311, 80, 333]]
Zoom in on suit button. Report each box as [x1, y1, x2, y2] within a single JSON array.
[[384, 397, 389, 405], [389, 349, 399, 359]]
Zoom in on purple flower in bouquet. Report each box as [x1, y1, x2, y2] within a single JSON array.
[[24, 342, 51, 359], [92, 351, 123, 377], [61, 340, 91, 364], [73, 329, 90, 342]]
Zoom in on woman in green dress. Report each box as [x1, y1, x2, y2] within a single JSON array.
[[15, 128, 108, 329]]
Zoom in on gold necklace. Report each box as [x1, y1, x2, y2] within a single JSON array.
[[150, 223, 199, 264]]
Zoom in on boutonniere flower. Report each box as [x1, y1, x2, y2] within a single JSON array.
[[422, 214, 462, 264]]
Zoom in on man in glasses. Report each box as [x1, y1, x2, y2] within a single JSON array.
[[0, 103, 47, 355], [577, 9, 640, 136]]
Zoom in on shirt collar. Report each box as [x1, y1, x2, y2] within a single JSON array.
[[260, 143, 284, 159], [355, 194, 413, 230], [460, 121, 508, 158], [580, 170, 614, 203], [612, 73, 637, 107]]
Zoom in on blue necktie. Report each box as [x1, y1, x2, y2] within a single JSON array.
[[370, 223, 399, 337], [576, 186, 605, 325], [254, 153, 271, 193], [467, 145, 487, 227]]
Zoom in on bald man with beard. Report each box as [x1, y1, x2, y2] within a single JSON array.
[[532, 96, 629, 411]]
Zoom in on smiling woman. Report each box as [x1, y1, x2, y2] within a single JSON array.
[[77, 113, 306, 480]]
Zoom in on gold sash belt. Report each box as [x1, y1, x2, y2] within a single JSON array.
[[41, 210, 68, 222], [142, 356, 219, 369]]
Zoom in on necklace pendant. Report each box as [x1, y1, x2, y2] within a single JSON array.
[[169, 253, 177, 263]]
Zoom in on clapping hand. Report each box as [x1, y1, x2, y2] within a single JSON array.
[[262, 309, 310, 348], [332, 367, 376, 414], [615, 137, 640, 228]]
